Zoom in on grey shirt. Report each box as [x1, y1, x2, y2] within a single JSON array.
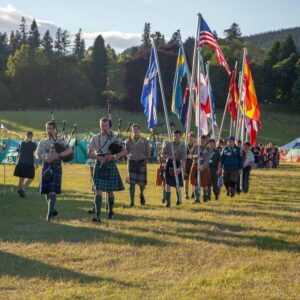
[[161, 141, 187, 162], [88, 132, 122, 155]]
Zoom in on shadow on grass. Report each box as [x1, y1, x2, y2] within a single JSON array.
[[129, 217, 300, 253], [0, 250, 136, 286]]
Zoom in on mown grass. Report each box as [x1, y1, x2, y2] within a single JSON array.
[[0, 104, 299, 145], [0, 162, 299, 299]]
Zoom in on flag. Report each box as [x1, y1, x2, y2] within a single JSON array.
[[180, 85, 190, 130], [228, 65, 239, 120], [205, 73, 218, 126], [171, 47, 187, 118], [244, 56, 260, 122], [246, 118, 258, 146], [195, 72, 209, 135], [199, 17, 231, 76], [141, 47, 158, 129]]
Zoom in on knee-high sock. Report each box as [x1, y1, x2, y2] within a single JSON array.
[[195, 189, 200, 201], [129, 184, 135, 204], [162, 189, 166, 200], [95, 195, 102, 218], [139, 185, 145, 196], [108, 195, 114, 214], [165, 191, 171, 205], [48, 194, 56, 217]]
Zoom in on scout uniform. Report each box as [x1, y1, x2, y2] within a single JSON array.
[[88, 132, 125, 220], [208, 147, 222, 200], [190, 144, 212, 202], [161, 141, 186, 207], [243, 148, 255, 193], [125, 135, 151, 206], [221, 143, 243, 197]]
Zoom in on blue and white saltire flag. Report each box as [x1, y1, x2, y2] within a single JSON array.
[[141, 47, 158, 129], [207, 76, 218, 126]]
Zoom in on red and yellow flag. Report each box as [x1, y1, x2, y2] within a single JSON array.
[[244, 56, 260, 122]]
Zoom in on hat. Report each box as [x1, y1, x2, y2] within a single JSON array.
[[228, 136, 235, 141], [208, 138, 216, 143]]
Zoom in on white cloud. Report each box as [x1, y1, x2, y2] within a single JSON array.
[[0, 4, 141, 52], [83, 31, 141, 52]]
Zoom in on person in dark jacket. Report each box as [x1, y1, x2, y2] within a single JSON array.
[[13, 131, 37, 197], [221, 136, 243, 197]]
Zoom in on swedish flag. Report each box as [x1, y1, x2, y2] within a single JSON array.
[[171, 47, 187, 118], [141, 47, 158, 129]]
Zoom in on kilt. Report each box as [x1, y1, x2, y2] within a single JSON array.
[[128, 160, 147, 186], [164, 160, 183, 188], [190, 162, 212, 187], [156, 164, 165, 186], [93, 160, 124, 191], [39, 162, 62, 194], [14, 163, 35, 179], [184, 158, 193, 180]]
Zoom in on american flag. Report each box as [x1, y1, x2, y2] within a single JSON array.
[[199, 17, 231, 76]]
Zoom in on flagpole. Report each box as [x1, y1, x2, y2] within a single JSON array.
[[206, 62, 215, 139], [197, 47, 202, 194], [185, 13, 201, 140], [217, 92, 229, 144], [177, 30, 191, 86], [235, 71, 243, 140], [151, 37, 183, 204], [240, 48, 247, 145]]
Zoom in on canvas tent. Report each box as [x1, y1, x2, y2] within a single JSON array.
[[0, 139, 20, 164], [280, 137, 300, 162]]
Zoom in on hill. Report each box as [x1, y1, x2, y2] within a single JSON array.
[[243, 27, 300, 51]]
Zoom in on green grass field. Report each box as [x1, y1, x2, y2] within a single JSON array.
[[0, 104, 299, 145], [0, 163, 299, 299]]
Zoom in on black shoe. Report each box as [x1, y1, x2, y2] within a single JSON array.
[[193, 200, 200, 204], [215, 195, 219, 201], [191, 193, 195, 199], [51, 209, 58, 217], [18, 189, 25, 198], [88, 207, 96, 214], [185, 195, 189, 199], [162, 198, 166, 203], [140, 195, 146, 206], [176, 200, 181, 206], [166, 202, 171, 208], [108, 212, 114, 220], [92, 216, 101, 223], [129, 202, 135, 207]]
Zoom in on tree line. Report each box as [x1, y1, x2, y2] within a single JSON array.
[[0, 18, 299, 112]]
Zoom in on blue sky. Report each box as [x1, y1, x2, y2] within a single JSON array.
[[0, 0, 299, 51]]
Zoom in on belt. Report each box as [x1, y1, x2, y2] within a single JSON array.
[[129, 159, 146, 164], [44, 160, 61, 167]]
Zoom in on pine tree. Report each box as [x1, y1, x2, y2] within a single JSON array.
[[54, 28, 63, 54], [19, 16, 27, 45], [41, 30, 53, 58], [154, 31, 165, 47], [0, 32, 9, 58], [278, 34, 297, 61], [142, 22, 151, 49], [90, 34, 108, 104], [9, 30, 22, 54], [224, 23, 242, 41], [61, 30, 71, 55], [73, 28, 85, 59], [28, 19, 40, 49]]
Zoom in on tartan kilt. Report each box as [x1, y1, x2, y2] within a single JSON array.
[[190, 162, 212, 187], [164, 160, 183, 187], [93, 160, 124, 192], [184, 158, 193, 180], [128, 160, 147, 186], [39, 162, 62, 194]]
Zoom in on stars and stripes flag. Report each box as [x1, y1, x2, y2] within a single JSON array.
[[199, 16, 231, 76]]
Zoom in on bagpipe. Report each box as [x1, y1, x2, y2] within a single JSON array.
[[46, 99, 77, 162]]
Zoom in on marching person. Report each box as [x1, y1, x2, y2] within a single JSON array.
[[184, 132, 196, 199], [87, 117, 126, 222], [221, 136, 243, 198], [35, 121, 73, 221], [14, 131, 37, 197], [208, 138, 222, 200], [243, 142, 255, 193], [125, 123, 151, 207], [190, 135, 211, 203], [161, 130, 186, 207]]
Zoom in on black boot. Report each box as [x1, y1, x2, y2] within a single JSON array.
[[140, 194, 145, 205]]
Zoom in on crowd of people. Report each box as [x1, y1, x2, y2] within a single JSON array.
[[10, 117, 280, 223]]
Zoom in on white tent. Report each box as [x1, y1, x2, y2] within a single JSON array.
[[280, 137, 300, 149]]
